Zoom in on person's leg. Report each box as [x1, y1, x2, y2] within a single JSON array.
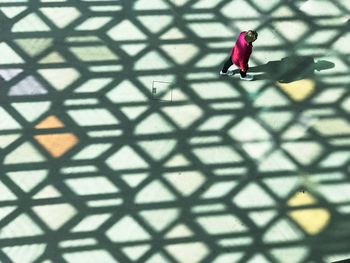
[[221, 57, 233, 73], [239, 69, 253, 80], [240, 70, 246, 77]]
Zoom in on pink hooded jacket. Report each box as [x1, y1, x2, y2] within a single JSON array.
[[230, 32, 252, 72]]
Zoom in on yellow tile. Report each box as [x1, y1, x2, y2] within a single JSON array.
[[34, 133, 78, 158], [288, 191, 317, 207], [35, 115, 65, 129], [276, 79, 315, 101], [288, 208, 330, 235]]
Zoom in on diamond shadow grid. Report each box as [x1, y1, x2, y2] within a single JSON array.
[[0, 0, 349, 263]]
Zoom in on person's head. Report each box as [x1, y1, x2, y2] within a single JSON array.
[[314, 60, 335, 71], [245, 30, 258, 43]]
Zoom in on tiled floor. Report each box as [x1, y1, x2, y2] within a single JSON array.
[[0, 0, 349, 262]]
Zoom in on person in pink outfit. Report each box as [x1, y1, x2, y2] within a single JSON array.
[[220, 30, 258, 81]]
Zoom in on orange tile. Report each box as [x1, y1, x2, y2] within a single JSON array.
[[34, 133, 78, 158], [35, 115, 65, 129]]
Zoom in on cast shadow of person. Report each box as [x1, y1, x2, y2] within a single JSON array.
[[248, 55, 335, 83]]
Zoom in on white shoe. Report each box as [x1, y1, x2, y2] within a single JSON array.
[[220, 70, 234, 76], [240, 74, 254, 81]]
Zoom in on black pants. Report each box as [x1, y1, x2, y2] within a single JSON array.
[[222, 57, 247, 77]]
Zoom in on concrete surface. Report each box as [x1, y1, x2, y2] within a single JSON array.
[[0, 0, 350, 262]]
